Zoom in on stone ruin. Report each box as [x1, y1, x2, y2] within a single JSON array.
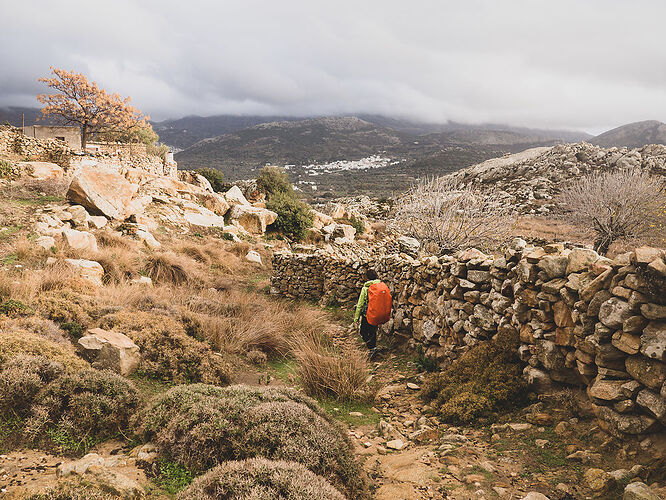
[[271, 242, 666, 437]]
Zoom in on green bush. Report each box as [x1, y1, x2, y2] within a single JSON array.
[[0, 160, 14, 179], [267, 192, 314, 241], [195, 168, 226, 192], [422, 328, 527, 424], [256, 166, 293, 199], [0, 299, 32, 316], [133, 384, 366, 498], [179, 458, 345, 500], [349, 215, 365, 235]]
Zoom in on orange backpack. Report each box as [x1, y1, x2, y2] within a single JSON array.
[[366, 282, 392, 326]]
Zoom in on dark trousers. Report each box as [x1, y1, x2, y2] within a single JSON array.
[[360, 316, 378, 350]]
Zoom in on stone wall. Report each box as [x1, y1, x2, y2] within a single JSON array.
[[271, 243, 666, 437], [0, 126, 176, 177]]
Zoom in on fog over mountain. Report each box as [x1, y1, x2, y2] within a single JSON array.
[[1, 1, 666, 133]]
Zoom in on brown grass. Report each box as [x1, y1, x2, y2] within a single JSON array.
[[144, 252, 198, 286], [91, 247, 140, 284], [95, 230, 137, 250], [292, 333, 369, 401]]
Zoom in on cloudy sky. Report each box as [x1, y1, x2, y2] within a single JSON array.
[[1, 0, 664, 133]]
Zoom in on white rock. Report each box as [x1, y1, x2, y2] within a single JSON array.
[[245, 250, 262, 265], [19, 161, 64, 181], [56, 453, 105, 477], [35, 235, 55, 250], [77, 328, 140, 376], [225, 185, 250, 206], [62, 228, 98, 253], [47, 257, 104, 287], [385, 439, 405, 450], [88, 216, 108, 229], [136, 229, 161, 250]]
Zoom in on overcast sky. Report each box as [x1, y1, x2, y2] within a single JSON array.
[[1, 0, 664, 133]]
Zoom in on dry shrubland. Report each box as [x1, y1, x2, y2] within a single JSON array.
[[391, 176, 515, 253], [560, 167, 666, 254], [180, 458, 345, 500], [133, 384, 367, 498]]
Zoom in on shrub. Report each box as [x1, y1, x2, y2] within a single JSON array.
[[133, 384, 366, 498], [99, 311, 231, 385], [292, 334, 369, 401], [0, 330, 87, 372], [391, 177, 515, 254], [36, 289, 95, 326], [144, 253, 196, 286], [267, 192, 314, 241], [256, 166, 293, 199], [179, 458, 345, 500], [0, 159, 14, 178], [422, 328, 526, 424], [0, 298, 32, 316], [560, 167, 666, 254], [349, 215, 365, 235], [0, 356, 65, 419], [195, 168, 225, 192], [25, 369, 140, 451]]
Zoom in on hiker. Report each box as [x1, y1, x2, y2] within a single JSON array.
[[354, 269, 392, 358]]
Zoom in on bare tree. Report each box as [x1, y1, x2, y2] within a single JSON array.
[[390, 177, 515, 254], [560, 168, 666, 254]]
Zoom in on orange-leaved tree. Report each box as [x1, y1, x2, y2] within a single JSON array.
[[37, 67, 150, 149]]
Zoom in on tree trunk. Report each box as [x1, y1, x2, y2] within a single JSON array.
[[81, 123, 87, 149]]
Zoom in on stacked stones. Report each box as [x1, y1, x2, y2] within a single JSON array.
[[0, 126, 70, 167], [271, 243, 666, 436]]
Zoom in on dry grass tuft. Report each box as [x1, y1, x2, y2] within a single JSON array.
[[95, 230, 137, 250], [38, 259, 78, 292], [292, 333, 369, 401], [144, 252, 197, 286], [91, 247, 140, 284]]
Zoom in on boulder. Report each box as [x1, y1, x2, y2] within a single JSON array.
[[594, 405, 658, 435], [588, 378, 626, 402], [229, 205, 277, 234], [523, 366, 553, 391], [397, 236, 420, 257], [538, 254, 568, 278], [312, 210, 334, 230], [566, 248, 599, 274], [225, 185, 250, 205], [583, 468, 614, 495], [20, 161, 64, 181], [641, 322, 666, 361], [183, 204, 226, 228], [77, 328, 140, 376], [623, 482, 661, 500], [246, 250, 262, 265], [136, 229, 161, 250], [62, 227, 98, 253], [47, 257, 104, 287], [636, 389, 666, 424], [641, 304, 666, 321], [88, 215, 108, 229], [67, 166, 141, 220], [599, 298, 632, 329], [626, 355, 666, 389], [633, 246, 664, 265], [521, 492, 550, 500], [35, 235, 55, 250]]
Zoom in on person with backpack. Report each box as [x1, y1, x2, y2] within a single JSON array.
[[354, 269, 392, 358]]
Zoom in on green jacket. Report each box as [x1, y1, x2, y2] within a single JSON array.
[[354, 279, 381, 322]]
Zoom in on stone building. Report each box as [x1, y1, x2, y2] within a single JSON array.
[[23, 125, 81, 149]]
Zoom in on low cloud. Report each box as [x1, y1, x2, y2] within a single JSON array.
[[1, 0, 664, 132]]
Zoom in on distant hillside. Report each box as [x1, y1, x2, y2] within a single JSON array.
[[590, 120, 666, 148], [175, 116, 593, 178], [152, 114, 302, 150], [175, 116, 410, 176]]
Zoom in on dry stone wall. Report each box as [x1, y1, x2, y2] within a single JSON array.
[[271, 242, 666, 437], [0, 126, 176, 177]]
